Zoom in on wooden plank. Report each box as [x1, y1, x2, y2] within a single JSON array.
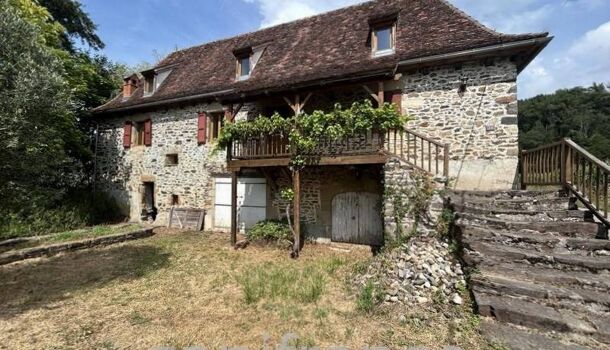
[[230, 171, 238, 246], [292, 169, 301, 258], [228, 154, 388, 169]]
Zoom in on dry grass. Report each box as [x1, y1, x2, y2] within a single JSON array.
[[0, 229, 489, 349]]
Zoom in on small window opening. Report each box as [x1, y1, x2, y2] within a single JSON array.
[[372, 24, 395, 56], [135, 121, 146, 146], [165, 153, 178, 166], [144, 76, 154, 94], [170, 194, 180, 206], [237, 55, 251, 80], [209, 113, 224, 141]]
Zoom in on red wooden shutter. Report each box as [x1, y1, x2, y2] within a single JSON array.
[[197, 112, 207, 145], [385, 90, 403, 113], [143, 119, 152, 146], [123, 121, 132, 148]]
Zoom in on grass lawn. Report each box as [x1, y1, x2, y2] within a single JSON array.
[[0, 230, 489, 349]]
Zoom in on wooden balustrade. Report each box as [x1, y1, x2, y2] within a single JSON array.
[[384, 129, 449, 178], [521, 138, 610, 227], [228, 131, 384, 160]]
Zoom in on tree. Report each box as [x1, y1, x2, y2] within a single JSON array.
[[519, 84, 610, 162], [0, 0, 80, 209], [38, 0, 104, 51]]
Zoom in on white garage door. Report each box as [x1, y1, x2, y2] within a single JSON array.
[[214, 177, 267, 231]]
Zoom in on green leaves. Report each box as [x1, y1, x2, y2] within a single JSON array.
[[216, 100, 410, 167]]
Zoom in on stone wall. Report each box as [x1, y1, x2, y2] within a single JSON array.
[[95, 102, 259, 226], [398, 58, 520, 190]]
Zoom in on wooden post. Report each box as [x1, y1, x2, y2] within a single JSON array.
[[230, 171, 238, 246], [521, 150, 528, 190], [443, 143, 450, 178], [292, 169, 301, 258], [377, 81, 384, 107], [564, 140, 573, 185]]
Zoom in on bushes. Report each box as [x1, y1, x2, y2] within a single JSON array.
[[0, 188, 125, 240], [247, 219, 292, 246]]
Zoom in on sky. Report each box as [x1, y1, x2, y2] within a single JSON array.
[[80, 0, 610, 98]]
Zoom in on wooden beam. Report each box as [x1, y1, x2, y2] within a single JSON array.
[[362, 84, 380, 103], [231, 103, 244, 121], [230, 171, 238, 246], [292, 169, 301, 258], [227, 153, 388, 169], [377, 81, 384, 106], [301, 92, 313, 113]]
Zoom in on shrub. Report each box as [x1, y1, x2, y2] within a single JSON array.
[[247, 219, 292, 245]]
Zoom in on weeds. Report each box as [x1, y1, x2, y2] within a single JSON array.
[[356, 280, 382, 313], [238, 264, 326, 304]]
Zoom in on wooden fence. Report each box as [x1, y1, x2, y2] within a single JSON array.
[[521, 138, 610, 226], [384, 129, 449, 178]]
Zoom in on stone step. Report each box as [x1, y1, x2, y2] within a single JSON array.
[[480, 318, 595, 350], [458, 225, 609, 252], [479, 263, 610, 291], [455, 206, 593, 222], [471, 272, 610, 314], [449, 196, 572, 211], [463, 241, 610, 271], [456, 213, 605, 237], [474, 293, 610, 343], [448, 189, 563, 201]]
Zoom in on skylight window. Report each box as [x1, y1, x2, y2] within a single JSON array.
[[372, 24, 396, 57]]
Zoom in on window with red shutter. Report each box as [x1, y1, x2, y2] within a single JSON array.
[[143, 119, 152, 146], [123, 121, 132, 148], [197, 112, 207, 145]]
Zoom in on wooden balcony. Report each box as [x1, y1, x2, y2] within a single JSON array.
[[226, 131, 388, 169]]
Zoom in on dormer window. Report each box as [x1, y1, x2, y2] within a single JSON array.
[[371, 20, 396, 57], [141, 66, 173, 96], [144, 76, 154, 94], [237, 55, 251, 80]]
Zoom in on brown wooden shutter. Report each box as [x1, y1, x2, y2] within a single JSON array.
[[123, 121, 132, 148], [144, 119, 152, 146], [197, 112, 207, 145], [385, 90, 403, 114]]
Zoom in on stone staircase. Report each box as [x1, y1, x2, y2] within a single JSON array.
[[448, 190, 610, 350]]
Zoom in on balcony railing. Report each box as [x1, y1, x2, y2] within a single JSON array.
[[228, 131, 385, 160]]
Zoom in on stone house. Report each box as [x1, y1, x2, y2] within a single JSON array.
[[93, 0, 550, 246]]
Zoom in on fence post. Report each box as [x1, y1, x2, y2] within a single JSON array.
[[521, 150, 528, 190], [560, 139, 566, 185], [443, 143, 450, 178]]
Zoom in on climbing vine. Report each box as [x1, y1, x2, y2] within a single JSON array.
[[385, 170, 436, 242], [216, 100, 410, 168]]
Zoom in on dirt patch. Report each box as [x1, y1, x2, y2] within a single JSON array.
[[0, 230, 489, 349]]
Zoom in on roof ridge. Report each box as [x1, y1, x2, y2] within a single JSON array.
[[158, 0, 375, 66]]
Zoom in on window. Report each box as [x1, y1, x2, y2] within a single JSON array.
[[208, 113, 224, 141], [372, 24, 395, 56], [135, 121, 146, 146], [144, 77, 154, 94], [237, 55, 251, 80], [170, 194, 179, 206], [165, 153, 178, 166]]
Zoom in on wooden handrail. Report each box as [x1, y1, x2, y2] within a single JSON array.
[[383, 129, 449, 178], [521, 138, 610, 227]]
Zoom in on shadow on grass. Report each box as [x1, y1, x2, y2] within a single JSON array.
[[0, 244, 170, 319]]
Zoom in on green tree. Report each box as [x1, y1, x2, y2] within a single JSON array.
[[38, 0, 104, 51], [519, 84, 610, 162], [0, 0, 79, 209]]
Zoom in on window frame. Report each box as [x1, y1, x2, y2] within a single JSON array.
[[165, 153, 179, 166], [236, 54, 251, 80], [134, 121, 146, 146], [372, 23, 396, 57], [208, 113, 225, 141]]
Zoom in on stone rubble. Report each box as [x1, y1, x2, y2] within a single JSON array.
[[354, 236, 466, 305]]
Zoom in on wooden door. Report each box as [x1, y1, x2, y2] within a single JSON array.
[[332, 192, 382, 246]]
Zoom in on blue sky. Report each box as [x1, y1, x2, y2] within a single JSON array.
[[81, 0, 610, 98]]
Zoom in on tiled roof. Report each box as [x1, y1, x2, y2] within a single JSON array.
[[94, 0, 548, 113]]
